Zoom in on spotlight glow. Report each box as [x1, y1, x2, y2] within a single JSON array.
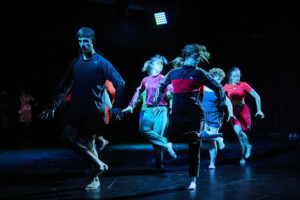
[[154, 12, 167, 25]]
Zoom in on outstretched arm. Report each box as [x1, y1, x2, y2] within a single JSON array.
[[249, 89, 264, 119], [103, 60, 125, 109], [122, 81, 145, 114], [40, 63, 74, 120]]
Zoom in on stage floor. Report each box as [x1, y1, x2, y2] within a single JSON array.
[[0, 137, 299, 200]]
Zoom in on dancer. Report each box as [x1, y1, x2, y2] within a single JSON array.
[[18, 86, 37, 138], [153, 44, 226, 190], [170, 59, 228, 169], [224, 67, 264, 165], [122, 54, 176, 171], [202, 68, 235, 169], [40, 27, 125, 190]]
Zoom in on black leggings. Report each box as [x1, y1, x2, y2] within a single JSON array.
[[167, 114, 204, 177]]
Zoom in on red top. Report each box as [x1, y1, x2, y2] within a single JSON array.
[[223, 82, 252, 101]]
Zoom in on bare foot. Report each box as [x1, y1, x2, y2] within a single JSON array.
[[215, 137, 225, 150], [245, 145, 252, 159], [187, 181, 196, 190], [240, 158, 246, 165], [167, 143, 177, 159], [208, 163, 216, 170], [84, 177, 100, 191]]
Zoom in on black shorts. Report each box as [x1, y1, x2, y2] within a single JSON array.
[[62, 109, 105, 136]]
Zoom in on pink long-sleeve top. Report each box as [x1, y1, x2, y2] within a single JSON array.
[[129, 73, 172, 107]]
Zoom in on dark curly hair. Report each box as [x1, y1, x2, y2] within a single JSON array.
[[181, 43, 210, 63]]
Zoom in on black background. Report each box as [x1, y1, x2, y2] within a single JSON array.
[[1, 0, 299, 147]]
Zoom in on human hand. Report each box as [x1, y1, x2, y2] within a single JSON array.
[[255, 111, 265, 119], [122, 106, 133, 114], [39, 108, 56, 120], [110, 107, 123, 121]]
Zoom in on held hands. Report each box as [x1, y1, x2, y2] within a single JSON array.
[[255, 111, 265, 119], [39, 108, 56, 120], [122, 106, 133, 114], [110, 107, 123, 121]]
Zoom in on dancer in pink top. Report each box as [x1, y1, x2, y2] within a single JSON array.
[[123, 54, 176, 171]]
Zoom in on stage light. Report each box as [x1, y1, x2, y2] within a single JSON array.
[[154, 12, 167, 25]]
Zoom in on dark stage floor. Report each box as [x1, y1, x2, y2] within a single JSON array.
[[0, 136, 299, 200]]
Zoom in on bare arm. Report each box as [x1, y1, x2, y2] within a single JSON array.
[[225, 96, 236, 122], [249, 89, 264, 119]]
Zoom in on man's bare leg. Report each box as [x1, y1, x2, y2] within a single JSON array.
[[85, 136, 108, 191], [61, 126, 108, 190]]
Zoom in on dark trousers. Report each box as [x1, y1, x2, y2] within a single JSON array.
[[167, 114, 204, 177]]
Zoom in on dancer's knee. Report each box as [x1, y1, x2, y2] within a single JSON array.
[[140, 126, 151, 136], [233, 126, 242, 137]]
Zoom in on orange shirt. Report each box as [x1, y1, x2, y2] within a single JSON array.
[[104, 80, 115, 125]]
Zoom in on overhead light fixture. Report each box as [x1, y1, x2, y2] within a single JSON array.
[[154, 12, 167, 25]]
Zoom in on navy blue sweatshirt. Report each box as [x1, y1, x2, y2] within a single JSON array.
[[52, 53, 125, 114]]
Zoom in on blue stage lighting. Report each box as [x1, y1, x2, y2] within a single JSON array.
[[154, 12, 167, 25]]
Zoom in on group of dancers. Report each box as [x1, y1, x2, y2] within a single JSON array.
[[40, 26, 264, 191]]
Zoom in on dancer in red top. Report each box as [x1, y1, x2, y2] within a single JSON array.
[[223, 67, 264, 165]]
